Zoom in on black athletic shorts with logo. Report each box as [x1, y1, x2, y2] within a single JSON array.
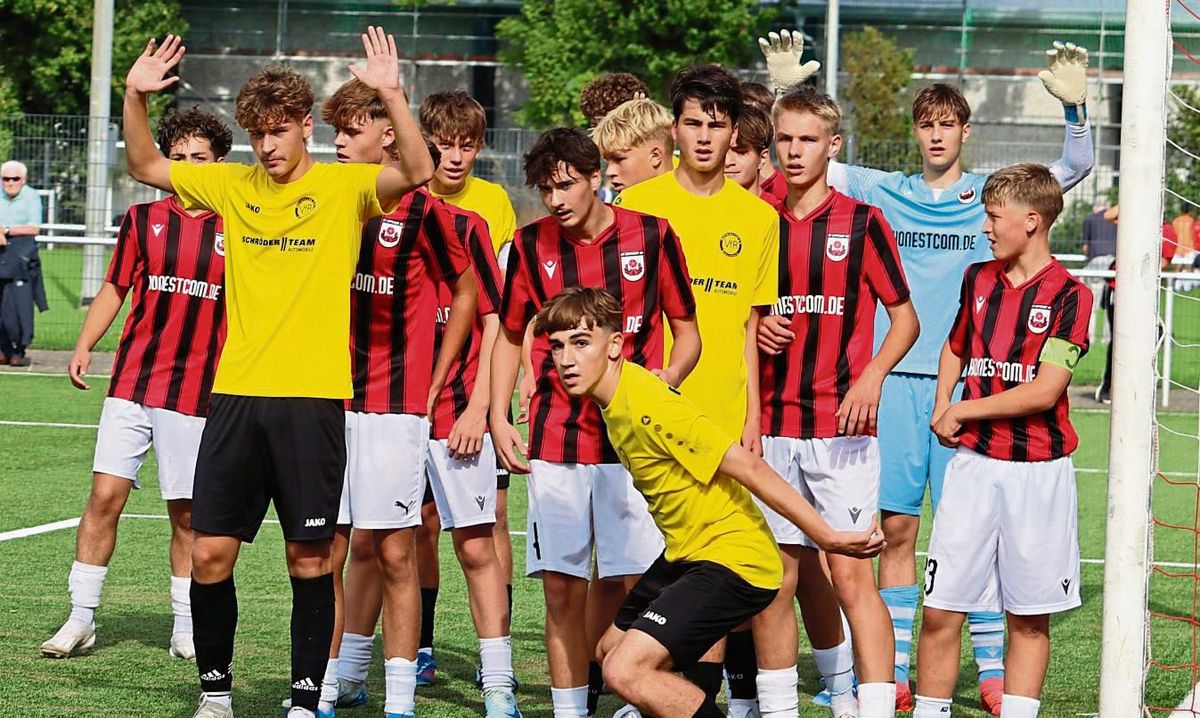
[[614, 553, 778, 670], [192, 394, 346, 543]]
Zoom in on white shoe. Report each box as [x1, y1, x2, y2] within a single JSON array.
[[831, 689, 859, 718], [40, 621, 96, 658], [612, 705, 642, 718], [170, 633, 196, 660], [728, 699, 761, 718], [192, 696, 234, 718]]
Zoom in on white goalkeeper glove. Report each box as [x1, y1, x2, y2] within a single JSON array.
[[758, 29, 821, 94], [1037, 41, 1089, 122]]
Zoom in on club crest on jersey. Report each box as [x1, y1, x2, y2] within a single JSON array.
[[621, 251, 645, 281], [719, 232, 742, 257], [294, 196, 317, 219], [958, 187, 977, 204], [826, 233, 850, 262], [1028, 304, 1052, 334], [214, 233, 225, 257], [378, 219, 403, 248]]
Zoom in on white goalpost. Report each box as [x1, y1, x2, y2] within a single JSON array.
[[1098, 0, 1171, 715]]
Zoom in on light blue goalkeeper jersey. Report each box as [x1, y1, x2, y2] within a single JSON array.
[[828, 165, 991, 375]]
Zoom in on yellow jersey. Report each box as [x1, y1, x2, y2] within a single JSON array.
[[431, 176, 517, 256], [171, 160, 384, 399], [615, 172, 779, 438], [602, 362, 783, 590]]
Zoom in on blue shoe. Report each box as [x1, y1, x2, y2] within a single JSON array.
[[415, 652, 437, 687], [484, 686, 523, 718], [335, 679, 367, 708], [318, 709, 335, 718], [384, 714, 414, 718], [812, 676, 831, 707]]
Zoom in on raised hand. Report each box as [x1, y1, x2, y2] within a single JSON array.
[[125, 36, 185, 95], [758, 29, 821, 94], [349, 25, 401, 92], [1037, 41, 1089, 107]]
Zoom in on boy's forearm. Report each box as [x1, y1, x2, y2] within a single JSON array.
[[432, 275, 478, 394], [865, 301, 919, 383], [664, 315, 700, 386], [379, 87, 434, 193], [467, 315, 500, 411], [489, 327, 523, 422], [744, 309, 764, 422], [936, 341, 966, 406], [122, 90, 171, 191], [75, 283, 127, 352]]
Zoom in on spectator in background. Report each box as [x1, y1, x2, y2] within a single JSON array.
[[1095, 204, 1177, 403], [0, 159, 46, 366], [1082, 203, 1118, 260]]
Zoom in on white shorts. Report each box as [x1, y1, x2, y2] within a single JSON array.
[[338, 412, 429, 530], [757, 435, 880, 548], [526, 460, 664, 580], [426, 436, 498, 530], [92, 397, 205, 500], [924, 447, 1081, 616]]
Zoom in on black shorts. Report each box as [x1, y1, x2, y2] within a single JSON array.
[[614, 553, 778, 670], [192, 394, 346, 543], [497, 468, 510, 491]]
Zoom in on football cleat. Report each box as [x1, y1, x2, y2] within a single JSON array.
[[612, 705, 642, 718], [979, 676, 1004, 716], [40, 621, 96, 659], [384, 714, 415, 718], [727, 699, 761, 718], [281, 679, 366, 710], [192, 696, 234, 718], [484, 686, 523, 718], [415, 652, 437, 687], [170, 633, 196, 660], [895, 680, 914, 711]]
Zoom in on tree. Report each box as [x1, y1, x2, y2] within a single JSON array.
[[840, 26, 917, 172], [0, 0, 187, 116], [497, 0, 773, 128], [1165, 84, 1200, 221]]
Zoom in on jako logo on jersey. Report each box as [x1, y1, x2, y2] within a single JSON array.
[[642, 611, 668, 625], [378, 218, 404, 248], [152, 223, 164, 237], [294, 196, 317, 219], [543, 260, 558, 279], [1028, 304, 1052, 334], [826, 233, 850, 262], [958, 187, 977, 204], [719, 232, 742, 257], [621, 251, 645, 281], [304, 517, 326, 527], [214, 233, 225, 257], [975, 295, 985, 314]]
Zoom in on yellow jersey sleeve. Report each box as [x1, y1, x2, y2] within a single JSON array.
[[752, 212, 780, 307], [492, 189, 518, 256], [170, 161, 236, 215], [632, 375, 734, 486], [337, 163, 386, 221]]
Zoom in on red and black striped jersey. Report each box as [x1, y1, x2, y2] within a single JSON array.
[[759, 190, 909, 439], [348, 189, 470, 415], [760, 169, 787, 203], [500, 206, 696, 464], [949, 259, 1092, 461], [431, 206, 504, 439], [106, 196, 226, 417]]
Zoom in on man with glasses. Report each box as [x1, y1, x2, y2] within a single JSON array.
[[0, 160, 46, 366]]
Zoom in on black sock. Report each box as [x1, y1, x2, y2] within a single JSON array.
[[419, 587, 439, 651], [192, 575, 237, 695], [290, 573, 335, 711], [506, 583, 513, 617], [723, 630, 758, 699], [692, 694, 726, 717], [683, 661, 724, 703], [587, 660, 604, 715]]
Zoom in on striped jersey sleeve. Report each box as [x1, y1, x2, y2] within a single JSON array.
[[862, 207, 910, 306], [106, 209, 143, 288]]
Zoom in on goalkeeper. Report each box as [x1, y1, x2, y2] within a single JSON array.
[[756, 34, 1093, 714]]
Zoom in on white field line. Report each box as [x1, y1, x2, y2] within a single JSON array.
[[0, 419, 99, 429], [0, 513, 528, 543]]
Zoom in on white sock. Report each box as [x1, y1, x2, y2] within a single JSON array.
[[479, 636, 514, 690], [840, 609, 855, 655], [756, 666, 799, 718], [857, 682, 897, 718], [813, 641, 856, 695], [67, 561, 107, 628], [170, 575, 192, 636], [729, 698, 761, 716], [319, 658, 339, 710], [383, 657, 417, 715], [202, 691, 232, 709], [550, 686, 588, 718], [338, 632, 374, 683], [1000, 694, 1040, 718], [914, 695, 952, 717]]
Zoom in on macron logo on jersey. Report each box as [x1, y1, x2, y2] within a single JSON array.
[[543, 260, 558, 279], [975, 295, 986, 314], [152, 223, 164, 237]]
